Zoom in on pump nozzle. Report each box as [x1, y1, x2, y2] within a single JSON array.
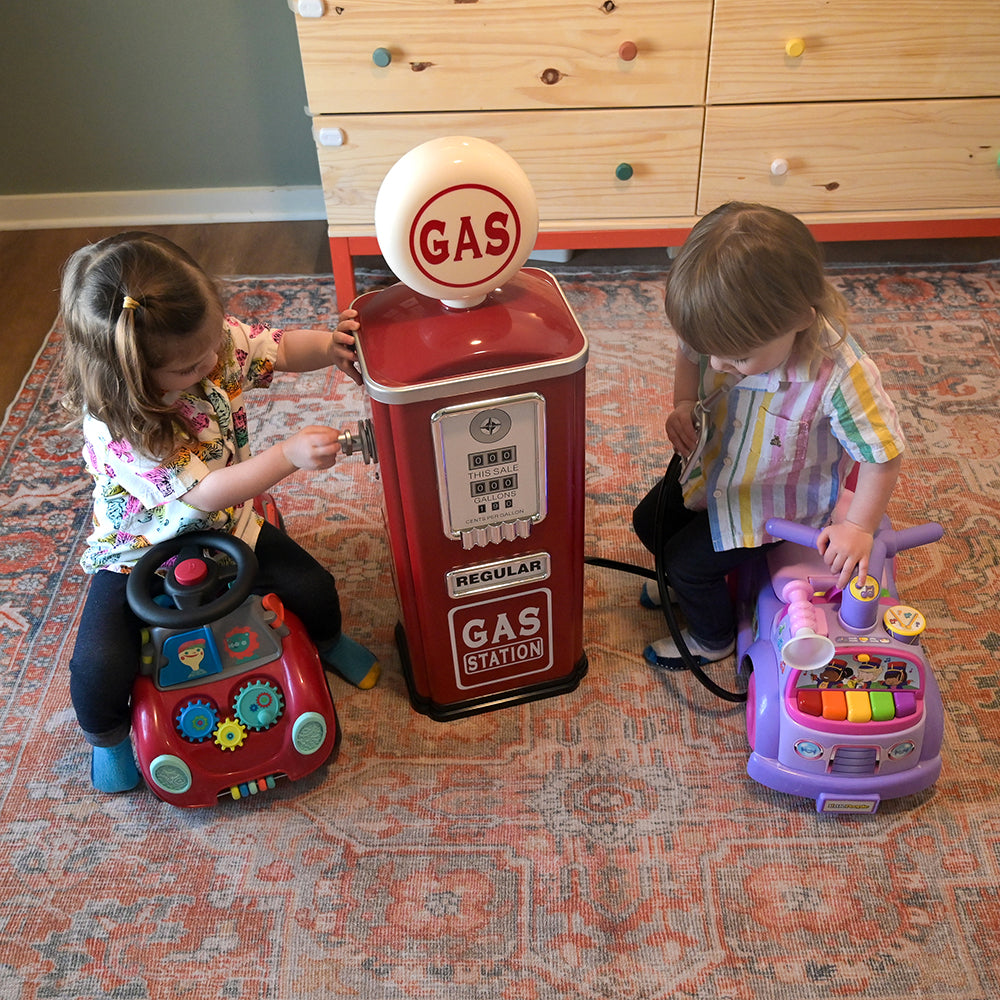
[[338, 419, 378, 464]]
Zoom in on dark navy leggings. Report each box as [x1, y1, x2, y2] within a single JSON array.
[[68, 522, 343, 746], [631, 465, 774, 647]]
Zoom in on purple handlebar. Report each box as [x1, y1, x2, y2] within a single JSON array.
[[765, 515, 942, 631], [765, 517, 943, 555], [884, 522, 944, 555], [764, 518, 820, 547]]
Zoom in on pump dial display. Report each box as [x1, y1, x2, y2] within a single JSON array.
[[432, 394, 545, 544]]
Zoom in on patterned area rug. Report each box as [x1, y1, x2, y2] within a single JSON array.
[[1, 262, 998, 1000]]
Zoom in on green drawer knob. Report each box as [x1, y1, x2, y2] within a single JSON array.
[[615, 163, 634, 181], [372, 47, 392, 68]]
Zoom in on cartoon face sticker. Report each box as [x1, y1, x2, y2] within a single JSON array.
[[853, 654, 882, 688], [883, 662, 909, 689], [178, 638, 207, 675], [816, 660, 853, 689], [225, 626, 261, 660]]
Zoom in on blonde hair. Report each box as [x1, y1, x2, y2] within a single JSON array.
[[59, 232, 222, 459], [665, 203, 847, 359]]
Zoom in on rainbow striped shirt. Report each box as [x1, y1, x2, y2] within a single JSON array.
[[680, 325, 905, 551]]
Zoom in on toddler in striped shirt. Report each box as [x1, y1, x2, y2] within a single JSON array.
[[633, 202, 905, 670]]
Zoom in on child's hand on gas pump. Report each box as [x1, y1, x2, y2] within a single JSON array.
[[281, 426, 342, 471], [665, 400, 699, 457], [328, 309, 363, 386]]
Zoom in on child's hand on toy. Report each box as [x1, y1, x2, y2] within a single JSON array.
[[816, 520, 875, 590], [329, 310, 363, 386], [282, 426, 342, 471], [665, 400, 699, 457]]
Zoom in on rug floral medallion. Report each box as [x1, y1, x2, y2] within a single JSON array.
[[0, 263, 998, 1000]]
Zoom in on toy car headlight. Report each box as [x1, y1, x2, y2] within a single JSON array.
[[794, 740, 825, 760], [292, 712, 328, 755], [148, 754, 193, 794]]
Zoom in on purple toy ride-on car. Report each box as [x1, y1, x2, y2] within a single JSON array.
[[737, 506, 944, 815]]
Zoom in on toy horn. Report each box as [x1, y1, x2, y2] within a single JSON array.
[[779, 580, 837, 672]]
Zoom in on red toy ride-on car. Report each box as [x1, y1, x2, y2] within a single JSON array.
[[126, 529, 341, 807]]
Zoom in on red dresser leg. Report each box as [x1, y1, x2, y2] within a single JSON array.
[[330, 237, 357, 309]]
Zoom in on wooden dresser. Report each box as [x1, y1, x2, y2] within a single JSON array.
[[287, 0, 1000, 304]]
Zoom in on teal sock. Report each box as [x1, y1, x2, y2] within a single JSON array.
[[91, 738, 141, 793], [317, 634, 381, 690]]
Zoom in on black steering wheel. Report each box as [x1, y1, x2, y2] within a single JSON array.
[[126, 530, 259, 629]]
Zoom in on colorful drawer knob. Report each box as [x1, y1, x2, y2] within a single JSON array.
[[615, 162, 634, 181], [618, 41, 638, 62], [372, 47, 392, 68], [785, 38, 806, 58]]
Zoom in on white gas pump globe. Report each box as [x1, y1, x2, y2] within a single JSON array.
[[374, 136, 539, 308]]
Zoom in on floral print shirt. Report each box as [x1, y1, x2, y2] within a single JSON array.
[[80, 316, 283, 573]]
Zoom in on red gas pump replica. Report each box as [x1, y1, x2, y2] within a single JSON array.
[[352, 136, 589, 720]]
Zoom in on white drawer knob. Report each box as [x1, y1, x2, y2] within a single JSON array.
[[770, 158, 789, 177], [293, 0, 325, 17], [318, 127, 346, 147]]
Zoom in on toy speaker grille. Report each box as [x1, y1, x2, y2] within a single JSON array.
[[291, 712, 328, 756], [149, 754, 193, 794]]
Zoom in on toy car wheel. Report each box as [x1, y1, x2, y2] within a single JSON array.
[[745, 672, 757, 750]]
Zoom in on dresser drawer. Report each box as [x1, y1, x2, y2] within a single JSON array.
[[708, 0, 1000, 104], [294, 0, 711, 113], [314, 108, 703, 233], [699, 99, 1000, 216]]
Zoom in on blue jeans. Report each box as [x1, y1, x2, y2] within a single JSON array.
[[68, 522, 343, 746], [632, 464, 774, 648]]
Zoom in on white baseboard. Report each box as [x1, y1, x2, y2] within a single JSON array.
[[0, 186, 328, 231]]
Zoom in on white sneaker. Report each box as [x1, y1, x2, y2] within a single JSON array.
[[639, 581, 677, 608], [643, 632, 735, 671]]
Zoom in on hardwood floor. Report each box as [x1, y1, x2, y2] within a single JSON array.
[[2, 221, 998, 420], [0, 221, 333, 420]]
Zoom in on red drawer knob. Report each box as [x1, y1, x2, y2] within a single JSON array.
[[618, 41, 638, 62]]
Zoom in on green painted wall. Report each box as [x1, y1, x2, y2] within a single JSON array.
[[1, 1, 320, 195]]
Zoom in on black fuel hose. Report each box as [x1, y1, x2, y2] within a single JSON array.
[[585, 453, 748, 703]]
